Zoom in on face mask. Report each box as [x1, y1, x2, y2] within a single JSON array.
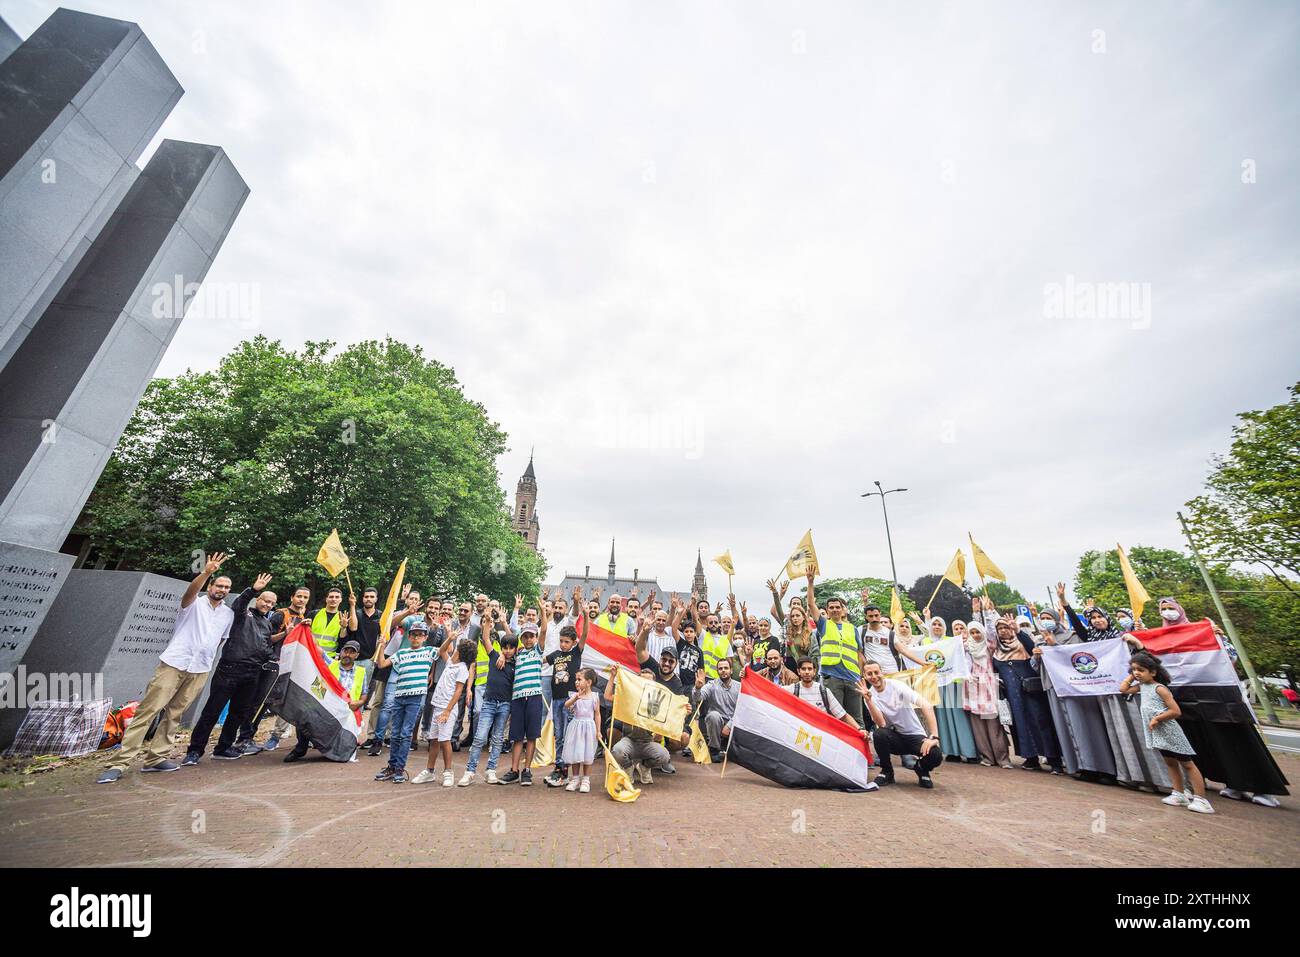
[[1119, 617, 1134, 629], [1038, 619, 1054, 631], [1161, 609, 1180, 622]]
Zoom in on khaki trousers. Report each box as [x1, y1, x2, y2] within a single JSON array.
[[110, 662, 209, 771]]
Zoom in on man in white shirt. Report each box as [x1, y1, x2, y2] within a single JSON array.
[[857, 661, 942, 789], [858, 603, 900, 675], [98, 552, 236, 783]]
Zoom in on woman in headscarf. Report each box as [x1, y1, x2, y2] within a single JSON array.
[[989, 611, 1064, 772], [1059, 584, 1170, 791], [1152, 598, 1288, 808], [960, 618, 1011, 767], [1030, 601, 1117, 783], [919, 613, 979, 762]]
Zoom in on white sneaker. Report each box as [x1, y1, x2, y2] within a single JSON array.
[[1250, 793, 1280, 808], [1162, 790, 1191, 807], [486, 769, 498, 785], [457, 771, 474, 787], [579, 778, 591, 793], [411, 769, 437, 785], [565, 777, 580, 791], [1187, 795, 1215, 814], [1219, 787, 1246, 801], [442, 770, 454, 788], [636, 763, 653, 785]]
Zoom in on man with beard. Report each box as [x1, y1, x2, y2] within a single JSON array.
[[256, 585, 311, 751], [699, 657, 742, 762], [184, 572, 276, 764], [309, 587, 351, 659], [98, 553, 235, 783]]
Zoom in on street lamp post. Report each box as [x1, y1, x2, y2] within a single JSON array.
[[861, 480, 907, 595]]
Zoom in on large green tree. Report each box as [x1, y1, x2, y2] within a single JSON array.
[[1184, 382, 1300, 593], [75, 337, 546, 601]]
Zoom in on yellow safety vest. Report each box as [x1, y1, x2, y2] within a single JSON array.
[[475, 636, 502, 688], [701, 631, 732, 680], [818, 618, 860, 677], [311, 609, 344, 655], [329, 660, 366, 701], [596, 612, 630, 635]]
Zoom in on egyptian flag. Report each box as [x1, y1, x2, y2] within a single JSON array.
[[577, 615, 640, 675], [1132, 621, 1236, 687], [728, 670, 872, 792], [265, 622, 363, 761], [1133, 620, 1288, 795]]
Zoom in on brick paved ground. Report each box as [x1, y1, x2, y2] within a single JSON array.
[[1, 738, 1294, 867]]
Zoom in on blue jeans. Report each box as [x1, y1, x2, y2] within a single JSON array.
[[551, 696, 570, 771], [387, 695, 423, 771], [465, 699, 510, 774]]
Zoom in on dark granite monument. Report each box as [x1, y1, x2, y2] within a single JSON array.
[[0, 8, 248, 744]]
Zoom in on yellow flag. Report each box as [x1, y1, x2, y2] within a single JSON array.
[[782, 529, 819, 579], [890, 587, 905, 628], [1116, 543, 1150, 622], [888, 665, 940, 706], [600, 740, 641, 802], [531, 717, 555, 768], [611, 668, 690, 740], [942, 549, 967, 588], [316, 528, 350, 578], [967, 534, 1005, 582], [377, 558, 407, 648], [713, 550, 735, 576], [687, 718, 711, 764]]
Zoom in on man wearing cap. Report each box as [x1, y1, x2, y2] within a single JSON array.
[[622, 628, 692, 781], [284, 639, 369, 762]]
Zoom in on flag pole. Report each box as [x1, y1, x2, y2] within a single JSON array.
[[343, 567, 355, 599], [968, 532, 991, 607]]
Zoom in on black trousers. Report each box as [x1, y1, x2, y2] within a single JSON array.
[[239, 664, 280, 742], [189, 661, 264, 755], [873, 726, 943, 777]]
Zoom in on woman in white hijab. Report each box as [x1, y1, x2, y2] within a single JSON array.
[[962, 619, 1011, 767], [920, 614, 979, 762]]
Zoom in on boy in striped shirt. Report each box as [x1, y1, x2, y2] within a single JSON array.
[[499, 622, 545, 785], [373, 618, 435, 783]]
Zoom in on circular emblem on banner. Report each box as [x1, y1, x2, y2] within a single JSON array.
[[924, 649, 946, 669], [1071, 651, 1099, 675]]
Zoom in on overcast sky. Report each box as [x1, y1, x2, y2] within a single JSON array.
[[9, 1, 1298, 612]]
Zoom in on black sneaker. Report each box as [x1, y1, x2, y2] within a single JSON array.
[[917, 772, 935, 789], [141, 760, 180, 773], [367, 741, 383, 756], [360, 737, 377, 749], [1021, 759, 1042, 771], [374, 766, 396, 781], [520, 769, 533, 786], [498, 769, 520, 785], [181, 751, 201, 767], [544, 772, 565, 788], [874, 773, 895, 787], [213, 747, 242, 760], [283, 750, 305, 763]]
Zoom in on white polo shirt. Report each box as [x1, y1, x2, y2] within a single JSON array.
[[159, 596, 235, 674]]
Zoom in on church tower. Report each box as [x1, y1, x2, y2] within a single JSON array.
[[512, 451, 539, 551], [692, 549, 708, 601]]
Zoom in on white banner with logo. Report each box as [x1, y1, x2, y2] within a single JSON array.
[[914, 636, 970, 687], [1039, 638, 1129, 697]]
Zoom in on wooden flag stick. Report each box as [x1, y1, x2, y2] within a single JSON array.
[[343, 567, 355, 599]]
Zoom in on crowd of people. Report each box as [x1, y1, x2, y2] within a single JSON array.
[[94, 552, 1290, 813]]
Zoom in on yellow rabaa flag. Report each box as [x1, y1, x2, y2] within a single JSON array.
[[687, 717, 711, 764], [377, 558, 407, 647], [890, 587, 905, 629], [782, 529, 819, 579], [612, 668, 690, 740], [713, 550, 735, 576], [1116, 543, 1151, 622], [887, 665, 940, 706], [600, 740, 641, 802], [967, 534, 1006, 582], [316, 528, 350, 578], [941, 549, 967, 588], [531, 717, 555, 768]]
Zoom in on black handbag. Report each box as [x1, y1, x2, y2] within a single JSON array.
[[1021, 675, 1043, 693]]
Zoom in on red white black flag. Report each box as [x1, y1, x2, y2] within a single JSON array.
[[265, 622, 363, 761]]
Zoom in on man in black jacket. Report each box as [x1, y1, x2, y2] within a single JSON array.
[[183, 573, 276, 764]]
